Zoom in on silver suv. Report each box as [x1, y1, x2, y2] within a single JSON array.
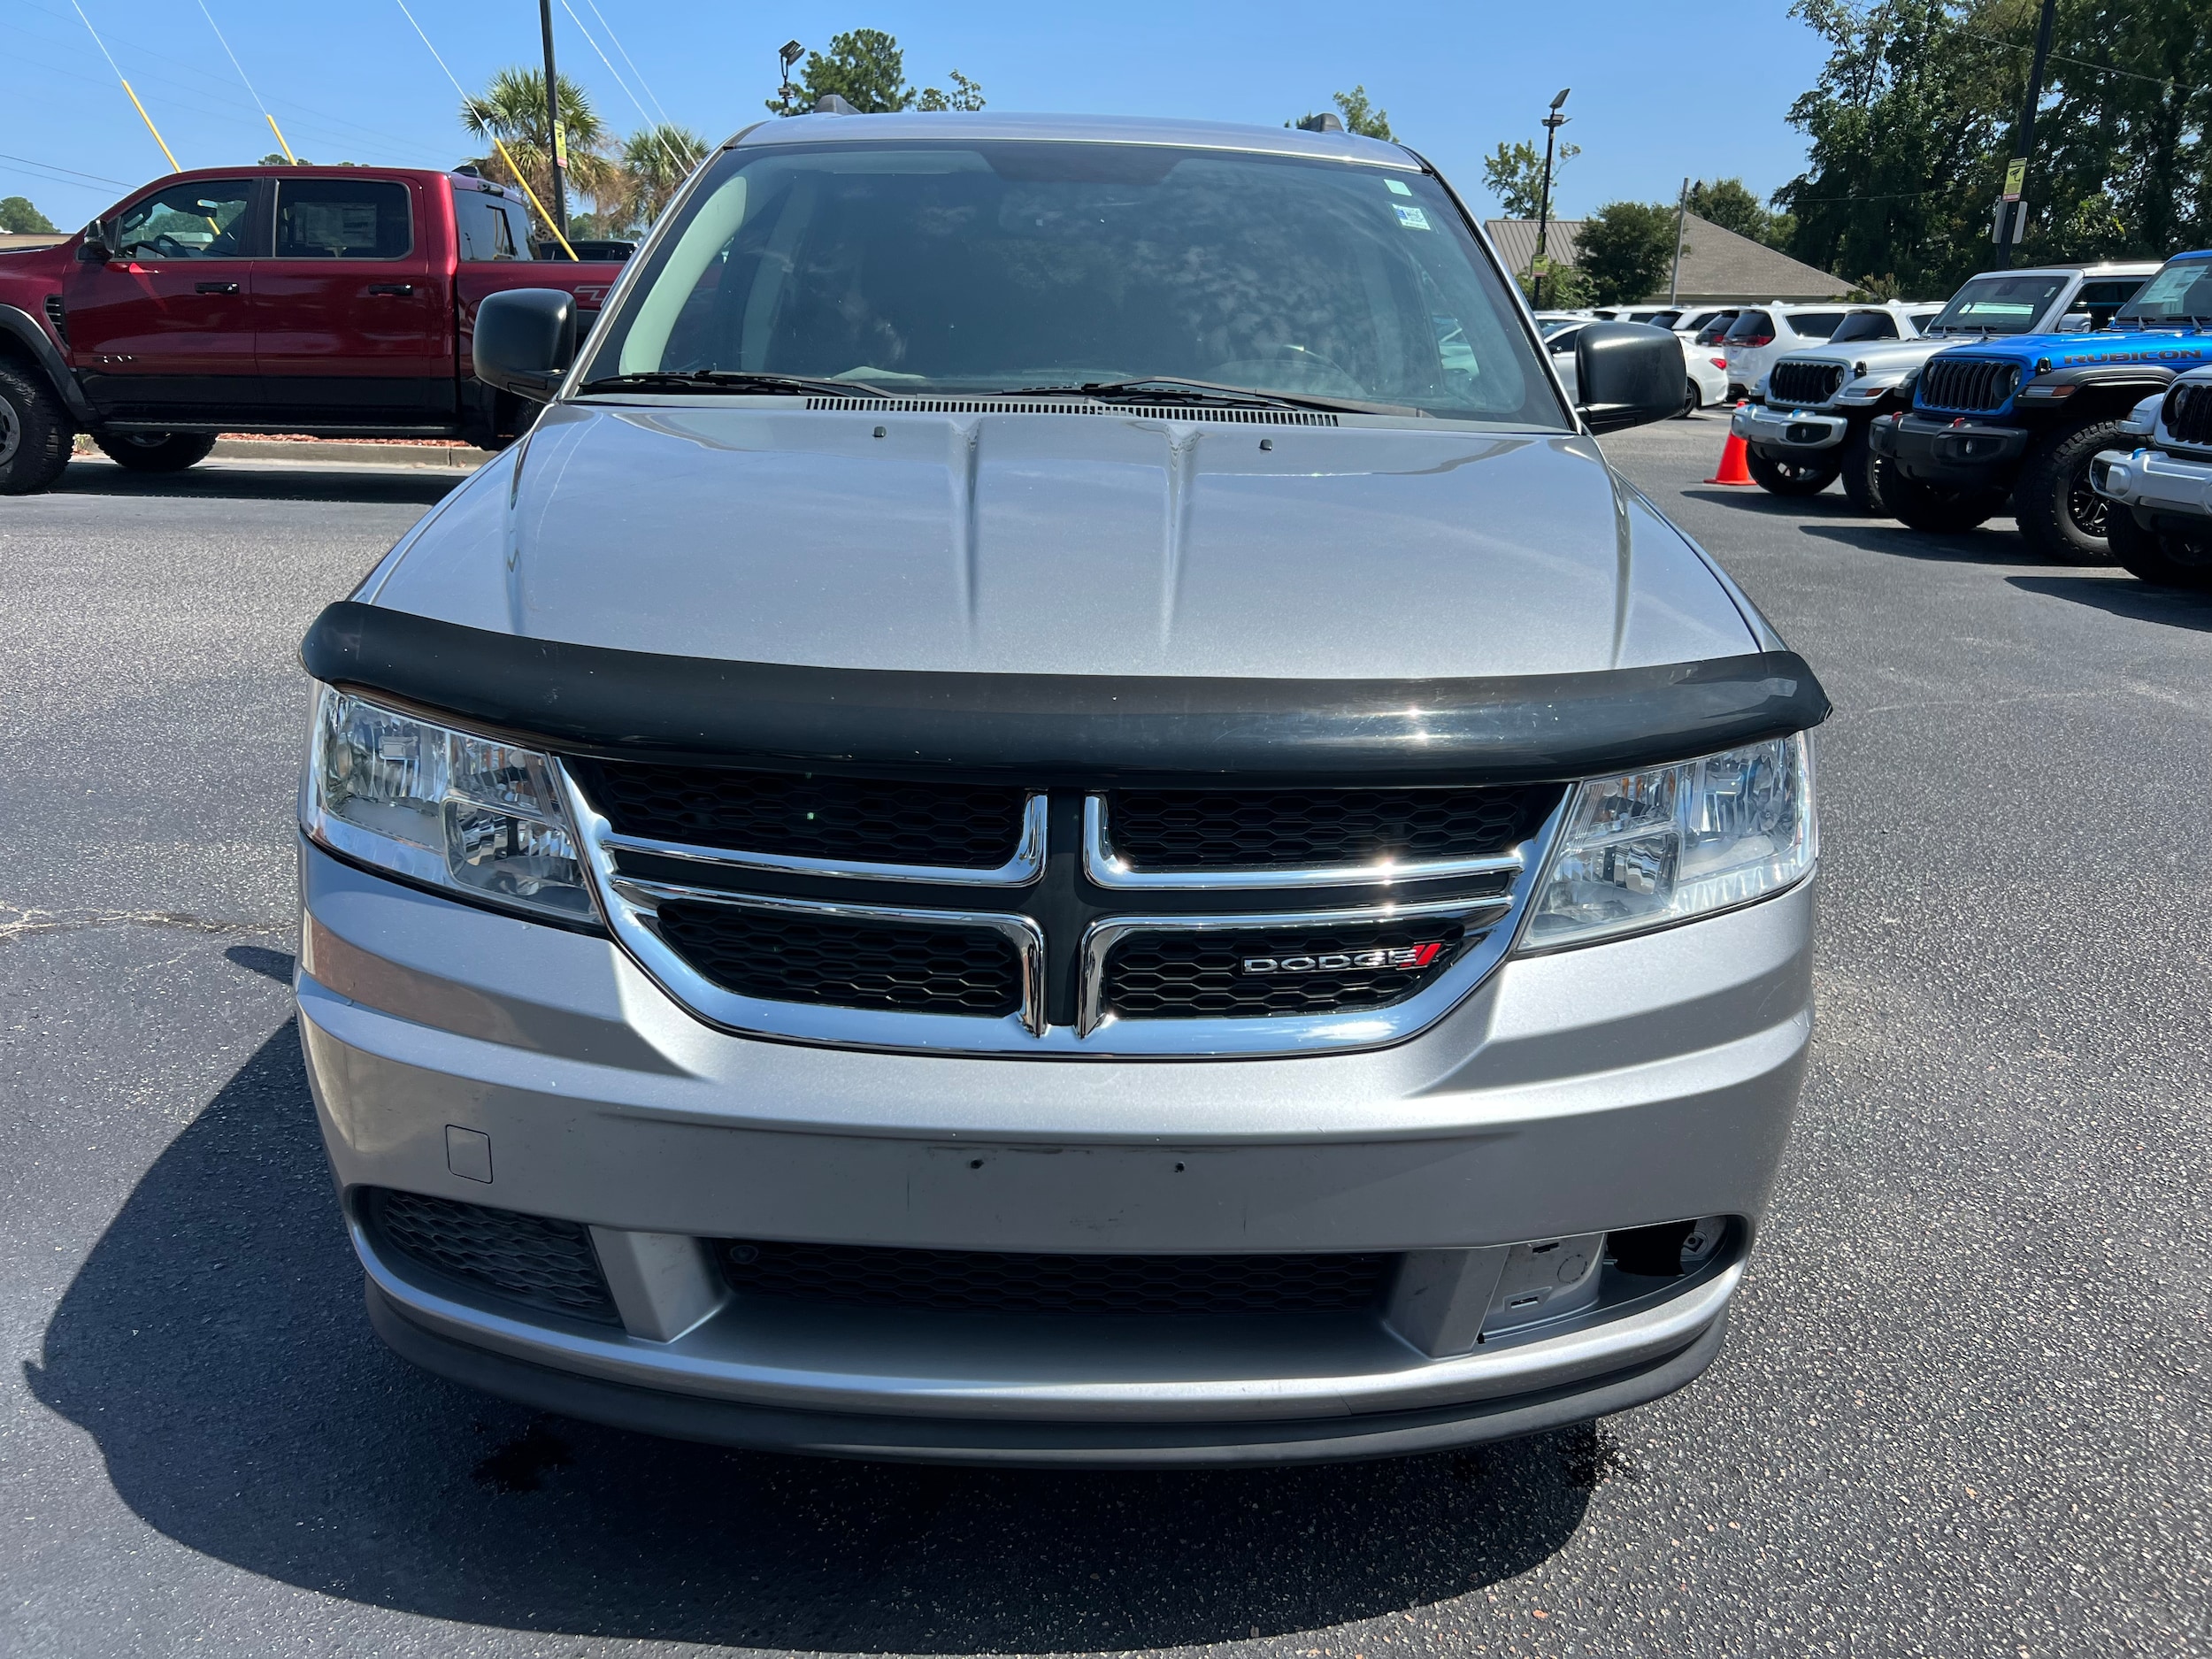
[[296, 111, 1825, 1464]]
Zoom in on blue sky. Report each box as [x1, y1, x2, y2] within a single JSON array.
[[4, 0, 1832, 231]]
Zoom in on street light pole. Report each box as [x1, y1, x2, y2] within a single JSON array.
[[1998, 0, 2057, 267], [1532, 88, 1570, 309], [779, 40, 805, 116], [539, 0, 570, 250], [1671, 177, 1690, 305]]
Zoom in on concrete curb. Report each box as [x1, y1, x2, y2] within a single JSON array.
[[206, 439, 493, 470]]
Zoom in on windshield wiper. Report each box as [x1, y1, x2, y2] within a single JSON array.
[[1001, 377, 1375, 413], [576, 369, 887, 398]]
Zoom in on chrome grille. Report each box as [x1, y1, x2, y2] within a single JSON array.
[[2163, 380, 2212, 449], [1768, 361, 1845, 406], [1918, 357, 2017, 413], [561, 764, 1562, 1058], [367, 1189, 618, 1324], [721, 1239, 1392, 1314]]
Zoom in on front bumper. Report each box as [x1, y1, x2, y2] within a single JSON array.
[[2092, 445, 2212, 522], [298, 840, 1813, 1463], [1870, 411, 2029, 487], [1732, 403, 1850, 454]]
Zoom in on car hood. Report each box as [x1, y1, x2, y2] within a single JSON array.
[[367, 402, 1757, 680], [1921, 325, 2212, 370], [1776, 337, 1949, 378]]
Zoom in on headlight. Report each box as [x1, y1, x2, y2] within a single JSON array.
[[1523, 733, 1815, 949], [303, 687, 595, 923]]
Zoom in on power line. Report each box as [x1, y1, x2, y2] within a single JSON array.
[[585, 0, 678, 131], [196, 0, 296, 162], [557, 0, 695, 183], [0, 150, 131, 188], [66, 0, 178, 170], [1955, 27, 2180, 91]]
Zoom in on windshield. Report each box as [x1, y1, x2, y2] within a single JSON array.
[[2114, 257, 2212, 326], [1924, 273, 2066, 334], [577, 139, 1563, 426]]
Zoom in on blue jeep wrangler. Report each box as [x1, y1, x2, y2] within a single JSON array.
[[1870, 250, 2212, 557]]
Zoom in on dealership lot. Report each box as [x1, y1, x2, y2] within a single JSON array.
[[2, 423, 2206, 1655]]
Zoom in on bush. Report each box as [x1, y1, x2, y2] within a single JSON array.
[[1575, 202, 1678, 305]]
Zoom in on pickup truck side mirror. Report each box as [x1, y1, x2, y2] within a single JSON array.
[[1573, 322, 1684, 433], [473, 288, 577, 402], [78, 222, 112, 263], [2052, 312, 2091, 333]]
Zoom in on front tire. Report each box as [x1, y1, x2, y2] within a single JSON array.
[[1746, 447, 1840, 496], [0, 358, 74, 495], [1878, 467, 2006, 534], [1839, 427, 1884, 512], [94, 432, 218, 473], [2013, 419, 2129, 563], [2107, 510, 2212, 590]]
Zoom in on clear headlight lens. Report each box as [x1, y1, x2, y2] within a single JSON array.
[[303, 687, 594, 922], [1524, 733, 1815, 949]]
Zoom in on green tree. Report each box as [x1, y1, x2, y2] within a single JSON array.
[[1332, 86, 1394, 141], [603, 123, 709, 234], [1575, 201, 1678, 304], [777, 28, 913, 114], [460, 67, 617, 241], [1482, 137, 1578, 220], [1517, 256, 1594, 309], [1686, 177, 1794, 249], [0, 196, 58, 234], [917, 70, 987, 112]]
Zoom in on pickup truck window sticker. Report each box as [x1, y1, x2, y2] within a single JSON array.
[[1386, 179, 1414, 196], [1394, 204, 1432, 231]]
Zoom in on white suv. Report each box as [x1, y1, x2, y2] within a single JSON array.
[[1720, 303, 1857, 400]]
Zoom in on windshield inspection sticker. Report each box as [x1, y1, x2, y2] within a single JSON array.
[[1386, 178, 1414, 196], [1394, 204, 1432, 230]]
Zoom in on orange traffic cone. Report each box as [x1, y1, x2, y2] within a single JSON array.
[[1706, 403, 1755, 486]]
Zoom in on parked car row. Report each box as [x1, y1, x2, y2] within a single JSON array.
[[1724, 255, 2212, 580]]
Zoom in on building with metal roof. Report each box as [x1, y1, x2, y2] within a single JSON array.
[[1484, 211, 1851, 303]]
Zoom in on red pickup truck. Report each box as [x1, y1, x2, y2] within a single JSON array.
[[0, 165, 626, 493]]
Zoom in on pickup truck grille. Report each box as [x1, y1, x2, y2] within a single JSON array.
[[1104, 785, 1552, 870], [1918, 357, 2017, 413], [2163, 380, 2212, 449], [570, 758, 1027, 869], [720, 1239, 1392, 1315], [1767, 361, 1845, 406], [568, 761, 1566, 1057]]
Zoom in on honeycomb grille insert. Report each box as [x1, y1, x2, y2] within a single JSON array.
[[657, 901, 1022, 1016], [1105, 919, 1470, 1019], [1104, 786, 1558, 871], [2165, 380, 2212, 449], [1918, 357, 2016, 413], [1768, 361, 1845, 406], [367, 1188, 618, 1324], [721, 1240, 1393, 1315], [571, 758, 1026, 868]]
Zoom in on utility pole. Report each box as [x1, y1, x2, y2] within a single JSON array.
[[539, 0, 571, 252], [1671, 177, 1690, 305], [1532, 88, 1570, 308], [1998, 0, 2056, 266]]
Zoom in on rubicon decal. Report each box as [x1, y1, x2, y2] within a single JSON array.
[[1240, 943, 1447, 975]]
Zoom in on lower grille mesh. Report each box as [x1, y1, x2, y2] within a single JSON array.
[[1105, 785, 1558, 870], [657, 901, 1022, 1016], [368, 1189, 618, 1324], [721, 1240, 1393, 1315], [1105, 919, 1470, 1019]]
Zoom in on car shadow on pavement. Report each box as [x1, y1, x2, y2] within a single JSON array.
[[50, 462, 463, 509], [27, 1023, 1595, 1652], [2007, 574, 2212, 633], [1794, 521, 2047, 566], [1675, 485, 1865, 518]]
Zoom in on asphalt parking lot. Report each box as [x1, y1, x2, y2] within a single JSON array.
[[3, 419, 2208, 1657]]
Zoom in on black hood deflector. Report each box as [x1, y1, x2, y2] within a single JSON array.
[[301, 601, 1829, 783]]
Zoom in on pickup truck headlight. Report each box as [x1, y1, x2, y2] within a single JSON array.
[[303, 687, 595, 922], [1524, 733, 1815, 949]]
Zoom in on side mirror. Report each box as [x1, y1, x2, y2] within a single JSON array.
[[472, 288, 576, 402], [2052, 312, 2091, 334], [78, 222, 112, 263], [1574, 323, 1683, 433]]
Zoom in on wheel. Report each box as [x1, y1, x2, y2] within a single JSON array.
[[1839, 426, 1884, 512], [1676, 378, 1700, 418], [1877, 466, 2006, 534], [2013, 418, 2129, 563], [0, 357, 74, 495], [94, 432, 218, 473], [1746, 446, 1840, 496], [2107, 509, 2212, 590]]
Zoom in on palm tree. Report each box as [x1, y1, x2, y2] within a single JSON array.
[[609, 123, 708, 235], [459, 68, 618, 234]]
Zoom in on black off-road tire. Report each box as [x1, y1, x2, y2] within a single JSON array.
[[1878, 466, 2007, 534], [94, 432, 219, 473], [2013, 418, 2130, 563], [2107, 509, 2212, 590], [1839, 426, 1885, 513], [1746, 446, 1840, 496], [0, 357, 74, 495]]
